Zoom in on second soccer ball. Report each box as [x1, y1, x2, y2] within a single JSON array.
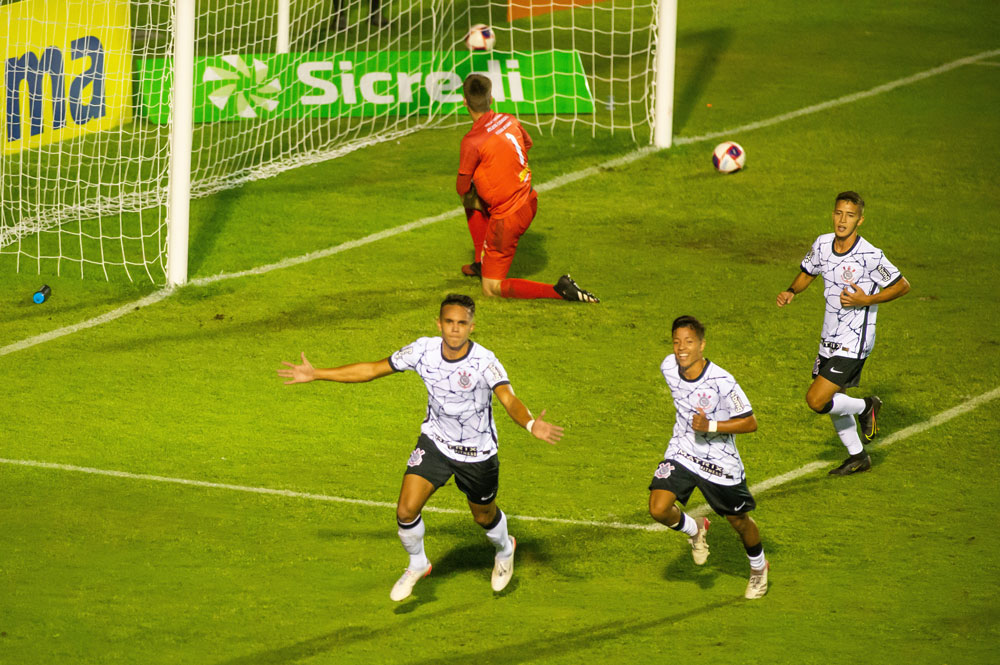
[[465, 24, 496, 51], [712, 141, 746, 174]]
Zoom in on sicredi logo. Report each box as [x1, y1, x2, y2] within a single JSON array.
[[203, 55, 283, 119], [138, 51, 593, 122], [4, 36, 107, 142], [294, 58, 525, 107]]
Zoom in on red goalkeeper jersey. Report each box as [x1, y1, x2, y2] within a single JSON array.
[[457, 110, 533, 219]]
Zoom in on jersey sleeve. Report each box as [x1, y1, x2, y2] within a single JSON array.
[[458, 134, 480, 177], [660, 355, 676, 383], [725, 381, 754, 419], [482, 355, 510, 389], [388, 338, 425, 372], [800, 237, 824, 276], [867, 251, 902, 288]]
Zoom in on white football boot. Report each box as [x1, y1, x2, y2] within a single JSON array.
[[491, 536, 517, 592], [389, 562, 431, 602]]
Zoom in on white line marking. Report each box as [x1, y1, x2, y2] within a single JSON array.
[[674, 48, 1000, 147], [973, 61, 1000, 67], [3, 47, 996, 359], [0, 288, 175, 357], [3, 386, 997, 531]]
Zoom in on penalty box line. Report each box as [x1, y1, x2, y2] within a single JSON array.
[[2, 47, 998, 360], [2, 386, 997, 531]]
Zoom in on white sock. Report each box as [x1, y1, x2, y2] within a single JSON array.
[[828, 393, 866, 416], [830, 413, 865, 455], [397, 515, 429, 570], [747, 548, 766, 570], [485, 510, 514, 559], [671, 511, 700, 537]]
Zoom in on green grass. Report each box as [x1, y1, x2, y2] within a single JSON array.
[[2, 0, 1000, 663]]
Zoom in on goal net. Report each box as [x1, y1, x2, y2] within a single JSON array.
[[0, 0, 660, 283]]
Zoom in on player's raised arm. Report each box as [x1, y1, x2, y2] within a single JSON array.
[[277, 353, 395, 385], [776, 271, 816, 307], [493, 384, 563, 444]]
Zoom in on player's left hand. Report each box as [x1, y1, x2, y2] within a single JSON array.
[[839, 280, 870, 308], [692, 407, 711, 432], [529, 409, 563, 445]]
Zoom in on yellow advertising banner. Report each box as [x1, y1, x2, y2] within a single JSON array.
[[2, 0, 132, 155]]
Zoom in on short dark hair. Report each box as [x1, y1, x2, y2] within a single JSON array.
[[463, 74, 492, 112], [671, 315, 705, 340], [441, 293, 476, 318], [835, 191, 865, 215]]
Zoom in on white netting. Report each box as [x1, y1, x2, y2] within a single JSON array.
[[0, 0, 657, 282]]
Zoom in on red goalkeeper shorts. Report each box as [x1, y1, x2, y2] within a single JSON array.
[[481, 189, 538, 281]]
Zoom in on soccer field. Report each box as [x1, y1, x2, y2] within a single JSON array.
[[3, 1, 1000, 663]]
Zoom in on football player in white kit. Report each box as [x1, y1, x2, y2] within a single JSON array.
[[648, 316, 769, 600], [777, 191, 910, 475], [278, 294, 563, 601]]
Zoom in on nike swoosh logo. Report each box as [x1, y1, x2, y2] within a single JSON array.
[[830, 368, 843, 374], [733, 502, 746, 511]]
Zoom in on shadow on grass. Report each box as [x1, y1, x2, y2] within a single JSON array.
[[188, 187, 245, 277], [94, 284, 434, 352], [215, 602, 477, 665], [406, 595, 744, 665], [509, 229, 549, 278], [674, 28, 734, 135]]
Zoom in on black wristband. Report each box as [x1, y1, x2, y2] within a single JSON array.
[[785, 288, 796, 295]]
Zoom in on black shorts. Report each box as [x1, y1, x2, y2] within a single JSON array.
[[648, 459, 756, 516], [404, 434, 500, 505], [812, 354, 866, 389]]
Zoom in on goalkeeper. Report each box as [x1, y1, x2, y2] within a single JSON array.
[[456, 74, 600, 302]]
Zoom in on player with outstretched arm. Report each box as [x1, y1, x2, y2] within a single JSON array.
[[277, 294, 562, 601], [776, 191, 910, 475], [457, 73, 600, 303], [648, 316, 769, 599]]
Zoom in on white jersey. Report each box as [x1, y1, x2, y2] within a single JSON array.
[[801, 233, 902, 360], [389, 337, 510, 462], [660, 355, 754, 486]]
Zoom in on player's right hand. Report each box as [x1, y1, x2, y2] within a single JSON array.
[[277, 352, 316, 384], [530, 409, 563, 445]]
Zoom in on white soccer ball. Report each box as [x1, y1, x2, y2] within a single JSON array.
[[712, 141, 746, 174], [465, 24, 496, 51]]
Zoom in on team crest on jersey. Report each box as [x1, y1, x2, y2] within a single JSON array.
[[841, 265, 858, 283], [696, 391, 713, 408], [654, 462, 675, 479], [457, 370, 473, 389], [407, 448, 425, 467]]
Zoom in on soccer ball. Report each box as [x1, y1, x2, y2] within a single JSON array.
[[712, 141, 746, 174], [465, 24, 496, 51]]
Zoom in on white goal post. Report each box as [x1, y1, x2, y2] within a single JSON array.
[[1, 0, 676, 286]]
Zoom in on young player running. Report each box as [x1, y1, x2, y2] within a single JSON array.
[[776, 191, 910, 475], [648, 316, 769, 600], [277, 294, 562, 601], [457, 73, 599, 303]]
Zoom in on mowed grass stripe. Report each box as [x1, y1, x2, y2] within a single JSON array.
[[4, 385, 997, 529], [3, 48, 996, 359]]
